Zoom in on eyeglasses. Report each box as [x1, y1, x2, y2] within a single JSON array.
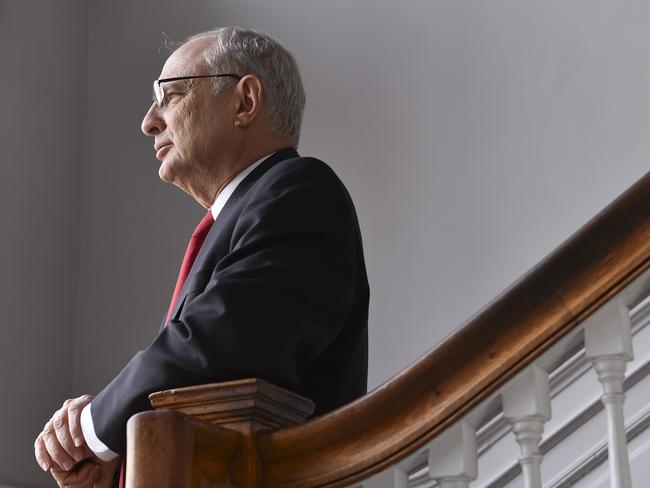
[[152, 74, 242, 107]]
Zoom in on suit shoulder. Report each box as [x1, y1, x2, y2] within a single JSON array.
[[259, 156, 350, 195], [239, 155, 358, 230]]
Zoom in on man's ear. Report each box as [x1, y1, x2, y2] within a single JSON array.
[[233, 75, 263, 128]]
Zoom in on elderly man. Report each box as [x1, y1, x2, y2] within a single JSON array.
[[34, 27, 369, 487]]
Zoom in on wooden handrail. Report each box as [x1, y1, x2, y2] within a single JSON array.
[[128, 379, 315, 487], [127, 410, 242, 487], [257, 172, 650, 487], [130, 172, 650, 488]]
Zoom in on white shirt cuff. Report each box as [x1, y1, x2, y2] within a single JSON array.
[[80, 402, 119, 461]]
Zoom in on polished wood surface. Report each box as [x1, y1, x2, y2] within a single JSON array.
[[257, 172, 650, 487], [127, 379, 314, 488], [126, 409, 241, 488], [131, 172, 650, 488], [149, 378, 315, 432]]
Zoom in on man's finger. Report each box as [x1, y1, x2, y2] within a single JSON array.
[[42, 420, 76, 471], [49, 466, 67, 488], [93, 457, 120, 488], [34, 433, 53, 471], [52, 407, 81, 462], [51, 462, 98, 488], [67, 394, 93, 448]]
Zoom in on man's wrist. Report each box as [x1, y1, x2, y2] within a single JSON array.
[[80, 403, 119, 462]]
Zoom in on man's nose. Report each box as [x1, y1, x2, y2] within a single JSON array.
[[141, 102, 165, 136]]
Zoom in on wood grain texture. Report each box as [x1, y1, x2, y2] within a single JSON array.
[[149, 378, 315, 431], [255, 172, 650, 488], [127, 379, 315, 487], [126, 409, 241, 488]]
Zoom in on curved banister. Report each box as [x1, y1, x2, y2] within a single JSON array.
[[256, 172, 650, 488]]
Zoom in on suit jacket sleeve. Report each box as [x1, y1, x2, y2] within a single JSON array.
[[90, 158, 361, 455]]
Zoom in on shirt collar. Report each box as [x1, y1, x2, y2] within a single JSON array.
[[210, 153, 271, 221]]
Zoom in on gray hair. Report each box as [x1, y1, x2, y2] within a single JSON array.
[[184, 27, 306, 146]]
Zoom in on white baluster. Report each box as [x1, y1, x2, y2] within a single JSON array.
[[502, 365, 551, 488], [428, 422, 478, 488], [362, 467, 408, 488], [584, 299, 633, 488]]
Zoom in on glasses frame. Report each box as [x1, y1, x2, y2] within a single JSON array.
[[153, 74, 242, 107]]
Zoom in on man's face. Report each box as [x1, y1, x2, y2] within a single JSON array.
[[141, 38, 237, 200]]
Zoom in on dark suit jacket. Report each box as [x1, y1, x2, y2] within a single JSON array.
[[91, 147, 369, 456]]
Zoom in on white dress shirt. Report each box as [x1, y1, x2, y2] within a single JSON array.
[[80, 154, 270, 461]]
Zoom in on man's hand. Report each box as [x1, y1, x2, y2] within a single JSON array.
[[50, 450, 120, 488], [34, 394, 94, 472]]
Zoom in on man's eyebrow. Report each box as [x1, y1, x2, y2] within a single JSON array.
[[162, 79, 192, 91]]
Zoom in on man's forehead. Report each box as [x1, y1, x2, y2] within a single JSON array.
[[159, 37, 212, 78]]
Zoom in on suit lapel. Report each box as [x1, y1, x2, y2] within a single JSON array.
[[168, 147, 299, 321]]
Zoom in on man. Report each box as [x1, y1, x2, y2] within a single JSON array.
[[33, 27, 369, 487]]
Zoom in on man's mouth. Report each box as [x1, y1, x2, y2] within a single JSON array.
[[155, 143, 173, 160]]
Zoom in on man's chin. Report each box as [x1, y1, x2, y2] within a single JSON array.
[[158, 161, 175, 183]]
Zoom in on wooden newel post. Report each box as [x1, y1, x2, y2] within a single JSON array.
[[126, 378, 315, 488]]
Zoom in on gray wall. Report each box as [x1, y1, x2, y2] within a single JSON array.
[[0, 2, 88, 487], [74, 0, 649, 393], [2, 0, 649, 486]]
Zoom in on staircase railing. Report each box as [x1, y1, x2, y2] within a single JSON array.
[[126, 172, 650, 488]]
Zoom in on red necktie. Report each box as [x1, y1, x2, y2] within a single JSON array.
[[118, 210, 215, 487], [165, 209, 215, 325]]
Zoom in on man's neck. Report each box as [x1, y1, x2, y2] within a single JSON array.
[[209, 152, 276, 220], [211, 141, 295, 200]]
